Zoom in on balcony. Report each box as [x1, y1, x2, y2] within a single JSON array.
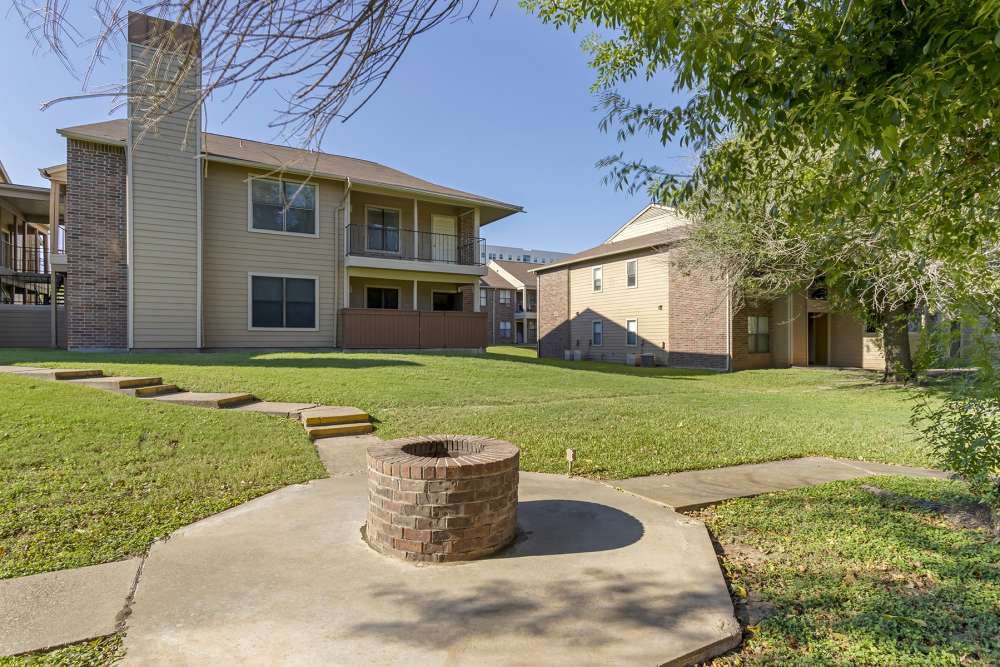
[[345, 224, 485, 275], [340, 308, 487, 349], [1, 242, 57, 277]]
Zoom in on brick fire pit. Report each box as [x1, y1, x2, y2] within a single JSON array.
[[365, 435, 519, 562]]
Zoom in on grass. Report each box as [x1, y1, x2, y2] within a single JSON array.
[[703, 477, 999, 665], [0, 373, 325, 579], [0, 637, 122, 667], [0, 347, 934, 479]]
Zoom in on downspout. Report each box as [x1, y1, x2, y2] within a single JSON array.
[[725, 275, 732, 372]]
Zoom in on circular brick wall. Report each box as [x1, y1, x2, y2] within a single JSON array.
[[365, 435, 519, 562]]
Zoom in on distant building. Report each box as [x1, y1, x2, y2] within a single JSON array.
[[480, 244, 571, 265]]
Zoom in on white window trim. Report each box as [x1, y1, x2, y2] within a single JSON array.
[[364, 204, 404, 255], [626, 318, 639, 346], [247, 272, 320, 332], [364, 284, 402, 310], [247, 175, 320, 238], [592, 319, 604, 347], [499, 289, 513, 305], [626, 259, 638, 289], [592, 265, 603, 293]]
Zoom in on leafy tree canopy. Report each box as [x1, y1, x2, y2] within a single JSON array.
[[523, 0, 1000, 257]]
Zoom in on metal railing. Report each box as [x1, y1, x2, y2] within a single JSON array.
[[0, 242, 52, 274], [345, 224, 485, 266]]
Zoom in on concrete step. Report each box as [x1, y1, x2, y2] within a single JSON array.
[[0, 365, 44, 373], [306, 422, 375, 440], [12, 368, 104, 380], [300, 406, 370, 427], [126, 384, 181, 398], [66, 376, 163, 391], [147, 391, 255, 409], [233, 401, 319, 418]]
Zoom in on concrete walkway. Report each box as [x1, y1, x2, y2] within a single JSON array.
[[611, 457, 950, 511]]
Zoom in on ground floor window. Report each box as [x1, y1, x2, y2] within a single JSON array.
[[592, 320, 603, 346], [499, 320, 511, 337], [479, 289, 488, 309], [626, 319, 638, 346], [366, 286, 400, 309], [433, 291, 461, 311], [250, 275, 317, 329], [748, 315, 770, 353]]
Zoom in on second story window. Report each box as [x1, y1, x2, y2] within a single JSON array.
[[626, 259, 638, 288], [251, 178, 317, 236], [366, 207, 401, 253], [499, 289, 512, 305], [592, 266, 603, 292], [479, 290, 488, 308]]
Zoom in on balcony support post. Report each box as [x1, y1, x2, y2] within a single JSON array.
[[413, 199, 419, 261], [413, 280, 418, 311]]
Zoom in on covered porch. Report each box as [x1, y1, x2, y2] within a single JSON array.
[[340, 267, 487, 349]]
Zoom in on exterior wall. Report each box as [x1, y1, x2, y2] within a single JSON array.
[[666, 247, 729, 369], [770, 296, 792, 367], [349, 190, 416, 257], [65, 139, 128, 350], [349, 277, 414, 310], [128, 40, 200, 349], [790, 293, 809, 366], [606, 206, 688, 242], [482, 286, 517, 344], [537, 269, 570, 357], [202, 163, 341, 347], [566, 250, 669, 364], [829, 313, 866, 367], [731, 302, 774, 370]]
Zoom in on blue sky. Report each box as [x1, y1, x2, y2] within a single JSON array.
[[0, 3, 692, 252]]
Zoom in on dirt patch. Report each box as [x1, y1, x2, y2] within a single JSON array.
[[720, 541, 771, 567], [860, 484, 999, 537]]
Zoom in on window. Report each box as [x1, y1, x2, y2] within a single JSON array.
[[592, 266, 603, 292], [366, 207, 401, 253], [626, 319, 638, 346], [366, 287, 399, 309], [479, 289, 488, 308], [748, 315, 770, 353], [592, 320, 603, 346], [626, 260, 638, 288], [250, 275, 317, 329], [499, 289, 512, 305], [250, 178, 316, 235], [433, 291, 461, 311], [499, 321, 511, 337]]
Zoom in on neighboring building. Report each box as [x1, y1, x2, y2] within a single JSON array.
[[480, 244, 570, 265], [535, 204, 923, 370], [19, 13, 521, 352], [480, 260, 538, 344]]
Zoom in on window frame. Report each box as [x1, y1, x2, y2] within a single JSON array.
[[364, 285, 401, 310], [499, 320, 512, 337], [626, 318, 638, 346], [479, 289, 488, 309], [747, 315, 771, 353], [592, 265, 603, 292], [431, 290, 462, 312], [364, 205, 404, 255], [592, 319, 604, 347], [247, 272, 320, 331], [626, 259, 638, 289], [247, 176, 320, 238], [499, 289, 513, 305]]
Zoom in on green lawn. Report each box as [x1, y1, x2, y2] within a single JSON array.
[[0, 637, 121, 667], [0, 346, 932, 480], [704, 477, 999, 665]]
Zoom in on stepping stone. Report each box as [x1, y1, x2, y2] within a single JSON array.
[[0, 558, 141, 657], [9, 368, 104, 380], [124, 384, 181, 398], [300, 406, 369, 427], [65, 376, 163, 391], [148, 392, 255, 409], [306, 422, 374, 440], [0, 366, 44, 373], [233, 401, 318, 418]]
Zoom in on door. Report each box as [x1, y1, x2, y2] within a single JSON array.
[[808, 313, 829, 365], [431, 215, 457, 262]]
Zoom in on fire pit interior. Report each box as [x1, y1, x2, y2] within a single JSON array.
[[365, 435, 519, 562]]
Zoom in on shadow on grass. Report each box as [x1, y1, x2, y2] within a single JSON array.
[[483, 347, 711, 380]]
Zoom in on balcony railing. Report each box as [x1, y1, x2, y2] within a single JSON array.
[[345, 224, 485, 266], [1, 242, 56, 275]]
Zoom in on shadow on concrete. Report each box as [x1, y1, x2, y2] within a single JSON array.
[[500, 499, 644, 557], [348, 568, 727, 652]]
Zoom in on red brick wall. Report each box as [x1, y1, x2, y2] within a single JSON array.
[[65, 139, 128, 350], [537, 269, 570, 357], [731, 302, 774, 370], [667, 248, 730, 369], [482, 287, 516, 344]]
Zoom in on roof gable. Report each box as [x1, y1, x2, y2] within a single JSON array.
[[605, 204, 689, 243]]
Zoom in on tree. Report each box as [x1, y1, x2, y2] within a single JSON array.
[[524, 0, 1000, 262], [682, 136, 1000, 379], [14, 0, 486, 145]]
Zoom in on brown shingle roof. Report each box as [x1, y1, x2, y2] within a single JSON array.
[[491, 260, 539, 288], [57, 119, 521, 224], [533, 227, 689, 273], [481, 266, 516, 289]]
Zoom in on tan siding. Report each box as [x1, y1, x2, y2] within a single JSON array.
[[607, 207, 688, 242], [128, 42, 200, 348], [830, 313, 865, 367], [791, 293, 809, 365], [201, 162, 341, 347], [770, 296, 792, 367], [566, 250, 669, 363]]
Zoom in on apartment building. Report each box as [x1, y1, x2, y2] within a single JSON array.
[[480, 260, 539, 344], [480, 244, 570, 265]]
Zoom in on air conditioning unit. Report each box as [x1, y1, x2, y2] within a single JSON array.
[[640, 353, 656, 367], [564, 350, 572, 361], [625, 354, 640, 366], [572, 350, 582, 361]]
